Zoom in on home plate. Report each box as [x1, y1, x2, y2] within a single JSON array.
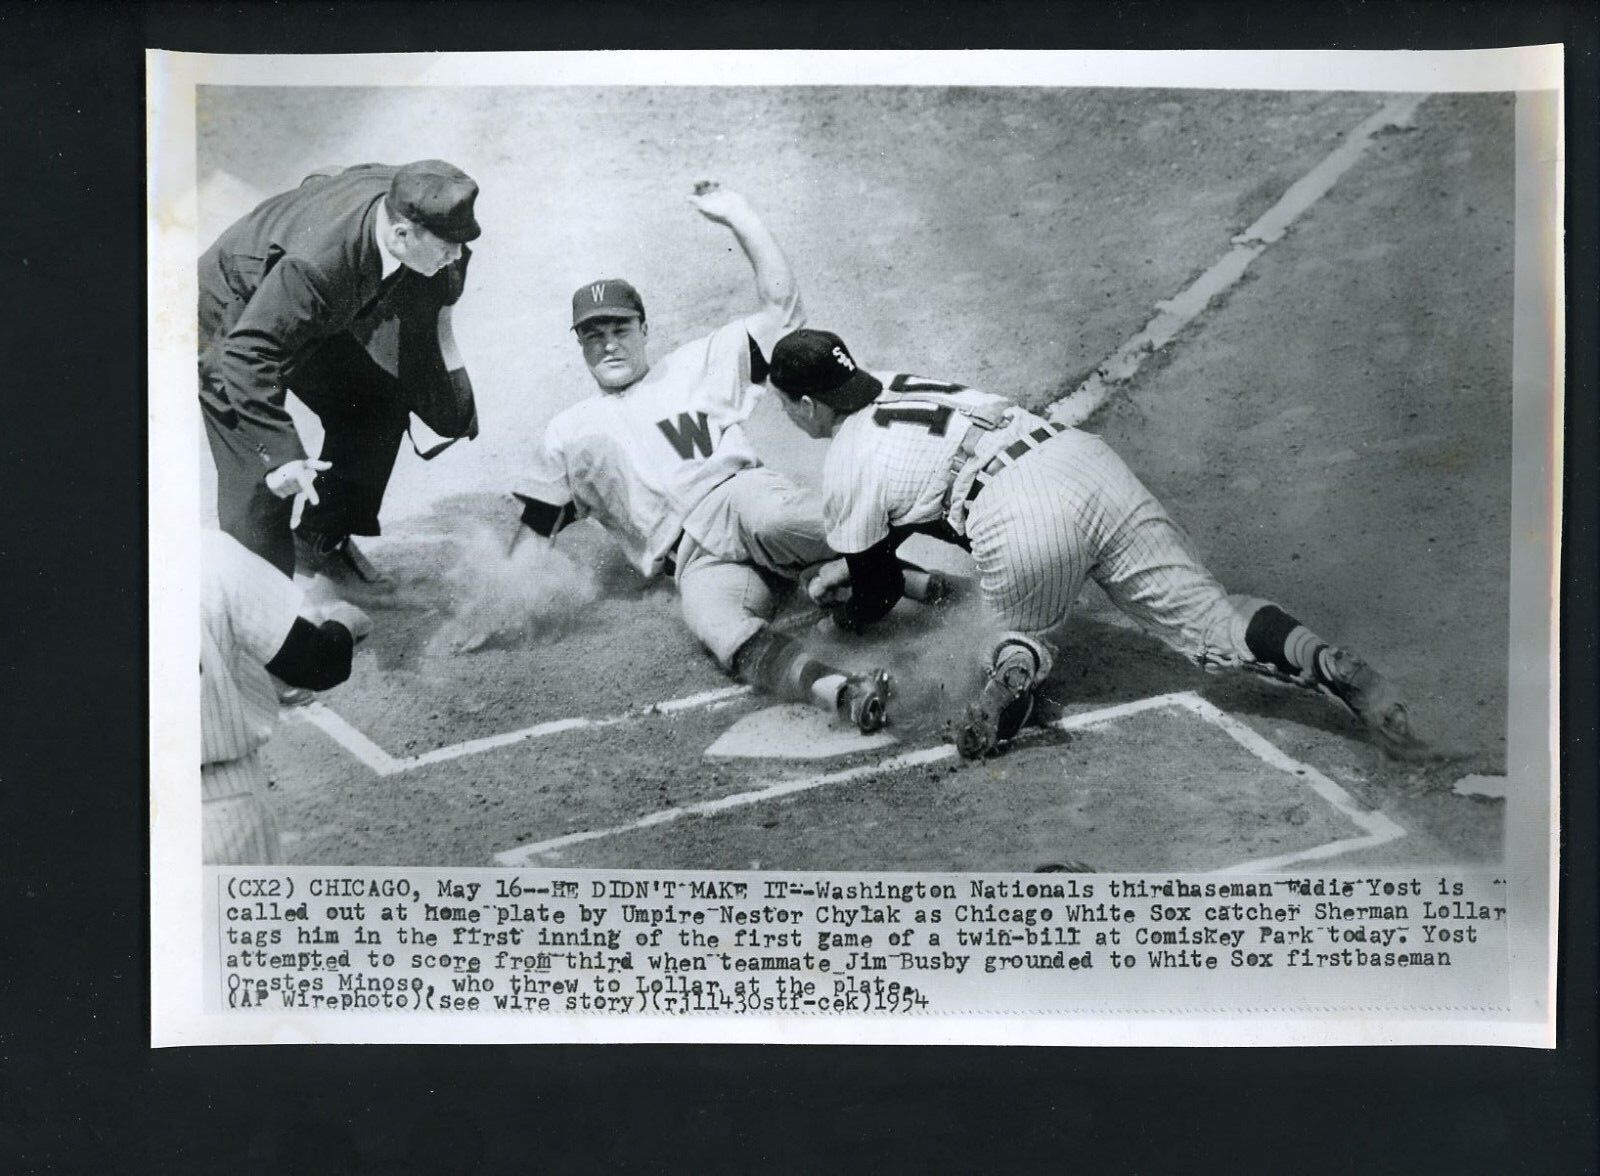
[[704, 704, 899, 760]]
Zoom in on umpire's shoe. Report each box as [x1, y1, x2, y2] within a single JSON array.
[[839, 669, 894, 735], [1316, 648, 1430, 759], [295, 530, 395, 598]]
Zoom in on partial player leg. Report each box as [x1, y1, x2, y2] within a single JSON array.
[[1076, 442, 1430, 756], [954, 632, 1055, 760], [1210, 597, 1428, 758], [713, 467, 837, 575], [677, 542, 893, 732], [201, 753, 285, 865], [731, 628, 894, 734], [287, 338, 411, 593], [953, 451, 1096, 757]]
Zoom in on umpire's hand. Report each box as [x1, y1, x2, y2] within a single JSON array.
[[264, 458, 332, 529]]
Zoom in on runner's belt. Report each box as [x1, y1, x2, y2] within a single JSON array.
[[964, 422, 1069, 505]]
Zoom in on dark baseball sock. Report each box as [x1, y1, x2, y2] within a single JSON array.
[[1244, 604, 1336, 683], [731, 628, 846, 713]]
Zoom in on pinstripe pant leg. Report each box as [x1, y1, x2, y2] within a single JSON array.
[[1077, 438, 1246, 665], [965, 457, 1095, 647], [202, 752, 284, 865]]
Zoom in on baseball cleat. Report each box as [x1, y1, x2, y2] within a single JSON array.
[[295, 531, 394, 593], [1316, 648, 1430, 759], [838, 669, 894, 734], [953, 663, 1036, 760]]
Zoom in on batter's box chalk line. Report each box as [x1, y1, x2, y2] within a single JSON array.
[[489, 689, 1406, 871], [288, 683, 752, 776]]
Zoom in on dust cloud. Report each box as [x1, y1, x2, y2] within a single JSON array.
[[430, 524, 600, 655]]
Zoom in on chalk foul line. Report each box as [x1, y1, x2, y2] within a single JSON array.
[[290, 684, 752, 776], [1049, 94, 1429, 429], [493, 690, 1405, 870]]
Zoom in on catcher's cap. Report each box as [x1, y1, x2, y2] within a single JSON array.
[[769, 329, 882, 413], [571, 279, 646, 328], [389, 160, 481, 244]]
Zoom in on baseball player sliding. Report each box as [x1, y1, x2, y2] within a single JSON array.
[[766, 328, 1430, 761], [500, 184, 893, 732]]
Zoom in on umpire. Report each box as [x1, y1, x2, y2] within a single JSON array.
[[199, 160, 483, 585]]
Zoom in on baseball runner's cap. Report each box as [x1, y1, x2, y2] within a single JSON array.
[[388, 160, 482, 244], [768, 329, 883, 413], [571, 279, 647, 328]]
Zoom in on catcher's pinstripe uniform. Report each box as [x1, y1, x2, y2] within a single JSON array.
[[769, 329, 1426, 759], [823, 378, 1248, 670], [201, 530, 304, 864]]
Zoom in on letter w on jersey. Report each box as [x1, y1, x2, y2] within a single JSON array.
[[656, 410, 717, 460]]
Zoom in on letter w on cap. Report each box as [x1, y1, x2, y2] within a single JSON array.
[[590, 283, 607, 302]]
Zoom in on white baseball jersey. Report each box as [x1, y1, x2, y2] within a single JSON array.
[[823, 377, 1247, 669], [819, 374, 1028, 554], [201, 529, 302, 766], [517, 310, 799, 577]]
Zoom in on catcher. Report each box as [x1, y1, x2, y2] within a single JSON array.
[[765, 328, 1430, 760], [499, 185, 893, 732]]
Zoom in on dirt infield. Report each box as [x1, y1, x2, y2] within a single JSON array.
[[198, 86, 1513, 869]]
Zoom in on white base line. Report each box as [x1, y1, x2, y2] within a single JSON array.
[[1173, 694, 1406, 872], [494, 690, 1404, 869], [495, 693, 1189, 864], [1049, 94, 1429, 428], [291, 684, 751, 776], [294, 703, 404, 776]]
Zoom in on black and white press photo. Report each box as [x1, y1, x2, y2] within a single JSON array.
[[149, 49, 1561, 1045]]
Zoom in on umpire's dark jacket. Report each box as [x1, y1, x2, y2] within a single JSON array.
[[199, 164, 477, 570]]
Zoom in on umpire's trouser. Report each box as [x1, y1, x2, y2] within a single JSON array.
[[204, 334, 410, 576]]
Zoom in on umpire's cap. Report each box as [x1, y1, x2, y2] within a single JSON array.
[[769, 329, 883, 413], [389, 160, 482, 243]]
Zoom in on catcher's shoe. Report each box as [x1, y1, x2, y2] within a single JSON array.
[[296, 531, 394, 594], [838, 669, 894, 734], [1316, 648, 1430, 759], [953, 662, 1036, 760]]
